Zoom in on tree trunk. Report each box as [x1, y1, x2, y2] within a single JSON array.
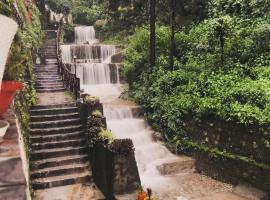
[[169, 0, 176, 70], [149, 0, 156, 68]]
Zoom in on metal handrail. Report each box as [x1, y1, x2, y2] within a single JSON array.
[[56, 23, 80, 99]]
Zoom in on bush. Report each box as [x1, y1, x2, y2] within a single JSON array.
[[122, 1, 270, 156], [109, 139, 135, 156]]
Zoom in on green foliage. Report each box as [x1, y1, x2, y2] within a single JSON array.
[[83, 95, 99, 105], [209, 0, 270, 18], [86, 113, 106, 147], [99, 128, 114, 144], [45, 0, 72, 14], [1, 2, 43, 198], [62, 24, 75, 43], [171, 137, 270, 170], [122, 1, 270, 162], [109, 139, 135, 156], [73, 4, 105, 25]]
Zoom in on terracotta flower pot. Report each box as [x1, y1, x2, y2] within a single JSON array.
[[0, 81, 24, 115]]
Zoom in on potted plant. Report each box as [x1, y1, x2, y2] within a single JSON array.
[[0, 81, 24, 115]]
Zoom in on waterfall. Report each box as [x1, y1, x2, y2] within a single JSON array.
[[75, 26, 97, 44], [100, 45, 116, 62], [60, 24, 232, 200], [61, 45, 72, 63], [74, 63, 111, 85], [61, 45, 116, 64]]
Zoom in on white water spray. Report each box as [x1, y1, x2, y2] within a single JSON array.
[[61, 44, 116, 64], [75, 26, 97, 44]]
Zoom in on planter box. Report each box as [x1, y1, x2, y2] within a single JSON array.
[[0, 81, 24, 115]]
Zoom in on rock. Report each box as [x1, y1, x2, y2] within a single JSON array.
[[111, 52, 124, 63], [233, 184, 269, 200], [130, 106, 144, 118], [94, 20, 107, 26], [152, 132, 164, 142], [157, 156, 195, 175]]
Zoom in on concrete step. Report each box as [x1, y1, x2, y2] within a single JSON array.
[[39, 49, 57, 52], [30, 107, 78, 116], [31, 131, 85, 143], [46, 59, 58, 64], [31, 163, 90, 179], [44, 56, 57, 59], [30, 112, 79, 122], [30, 125, 83, 136], [35, 71, 59, 74], [36, 71, 58, 74], [156, 156, 195, 175], [31, 171, 91, 190], [35, 69, 58, 73], [31, 138, 85, 150], [36, 77, 62, 81], [36, 79, 63, 83], [31, 154, 89, 170], [30, 118, 81, 129], [35, 80, 63, 84], [36, 88, 66, 93], [32, 139, 86, 151], [36, 75, 61, 78], [31, 103, 76, 110], [36, 64, 58, 68], [35, 83, 64, 88], [31, 146, 87, 161]]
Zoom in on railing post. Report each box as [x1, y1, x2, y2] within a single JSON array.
[[55, 21, 81, 100]]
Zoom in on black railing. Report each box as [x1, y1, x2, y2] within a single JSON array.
[[56, 23, 80, 99]]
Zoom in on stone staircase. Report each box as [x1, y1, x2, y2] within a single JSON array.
[[29, 31, 93, 191], [35, 31, 65, 93]]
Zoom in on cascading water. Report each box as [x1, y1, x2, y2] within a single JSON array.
[[63, 24, 183, 199], [75, 26, 97, 44], [61, 45, 116, 64], [73, 63, 112, 85], [61, 25, 231, 200], [69, 28, 188, 199], [61, 45, 72, 64]]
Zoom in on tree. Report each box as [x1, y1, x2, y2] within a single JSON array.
[[149, 0, 156, 68], [169, 0, 176, 70]]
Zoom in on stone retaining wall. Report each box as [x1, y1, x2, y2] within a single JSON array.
[[78, 96, 141, 199], [181, 116, 270, 191], [90, 143, 140, 199]]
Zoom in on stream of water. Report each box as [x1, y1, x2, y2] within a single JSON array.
[[61, 25, 183, 199], [60, 26, 232, 200]]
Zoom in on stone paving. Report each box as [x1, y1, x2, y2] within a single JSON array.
[[37, 92, 74, 105], [35, 183, 104, 200], [0, 108, 27, 200]]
